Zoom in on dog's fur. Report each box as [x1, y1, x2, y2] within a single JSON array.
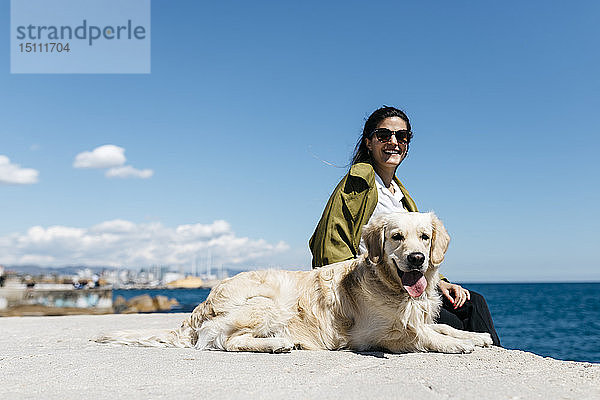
[[96, 212, 492, 353]]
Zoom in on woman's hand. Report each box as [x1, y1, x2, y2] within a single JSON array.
[[438, 280, 470, 309]]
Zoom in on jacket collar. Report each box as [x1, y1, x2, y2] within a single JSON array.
[[348, 162, 376, 188], [348, 162, 418, 212]]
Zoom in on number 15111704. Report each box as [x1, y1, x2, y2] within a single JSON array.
[[19, 43, 71, 53]]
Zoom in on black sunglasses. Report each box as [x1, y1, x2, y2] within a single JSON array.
[[371, 128, 413, 144]]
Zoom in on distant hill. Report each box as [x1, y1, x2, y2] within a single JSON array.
[[3, 264, 251, 277], [3, 265, 119, 275]]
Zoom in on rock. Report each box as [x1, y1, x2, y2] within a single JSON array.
[[114, 296, 127, 306], [126, 294, 155, 313], [153, 295, 179, 311], [113, 294, 180, 314], [113, 296, 127, 313]]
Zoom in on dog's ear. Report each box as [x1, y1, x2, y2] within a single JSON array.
[[362, 218, 385, 264], [430, 213, 450, 266]]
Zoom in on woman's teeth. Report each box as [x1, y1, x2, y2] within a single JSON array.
[[383, 149, 400, 154]]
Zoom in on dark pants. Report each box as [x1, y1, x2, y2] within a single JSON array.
[[435, 290, 501, 347]]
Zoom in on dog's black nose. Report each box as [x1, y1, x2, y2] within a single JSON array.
[[407, 252, 425, 267]]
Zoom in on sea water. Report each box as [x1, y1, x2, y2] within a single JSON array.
[[467, 282, 600, 363], [114, 282, 600, 363]]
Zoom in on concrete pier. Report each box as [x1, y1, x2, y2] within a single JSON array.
[[1, 313, 598, 399]]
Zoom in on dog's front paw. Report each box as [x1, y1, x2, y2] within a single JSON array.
[[444, 340, 475, 354], [272, 345, 292, 353], [471, 332, 493, 347], [269, 338, 294, 353]]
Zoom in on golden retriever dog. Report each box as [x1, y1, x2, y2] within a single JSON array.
[[96, 212, 492, 353]]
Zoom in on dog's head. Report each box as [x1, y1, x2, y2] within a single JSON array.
[[362, 212, 450, 298]]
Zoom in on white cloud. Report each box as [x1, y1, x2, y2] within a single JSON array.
[[73, 145, 153, 180], [0, 155, 39, 185], [0, 219, 290, 269], [105, 165, 154, 179], [89, 219, 136, 233], [73, 145, 126, 169]]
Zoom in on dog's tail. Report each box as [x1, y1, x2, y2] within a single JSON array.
[[94, 319, 197, 348]]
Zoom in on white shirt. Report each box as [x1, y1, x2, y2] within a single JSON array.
[[358, 172, 407, 254]]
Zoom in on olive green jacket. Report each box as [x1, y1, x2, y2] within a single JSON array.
[[309, 162, 418, 268]]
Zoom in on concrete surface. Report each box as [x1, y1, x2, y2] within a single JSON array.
[[1, 313, 598, 400]]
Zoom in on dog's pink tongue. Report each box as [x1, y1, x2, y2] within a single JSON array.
[[401, 271, 427, 298]]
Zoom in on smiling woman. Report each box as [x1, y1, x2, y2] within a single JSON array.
[[309, 106, 501, 346]]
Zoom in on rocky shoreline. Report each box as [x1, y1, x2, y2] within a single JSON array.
[[0, 291, 180, 316], [113, 294, 179, 313]]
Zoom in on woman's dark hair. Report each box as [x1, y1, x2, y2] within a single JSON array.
[[351, 106, 412, 165]]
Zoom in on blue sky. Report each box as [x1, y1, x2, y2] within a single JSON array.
[[1, 1, 598, 281]]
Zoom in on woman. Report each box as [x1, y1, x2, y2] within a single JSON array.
[[309, 106, 500, 346]]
